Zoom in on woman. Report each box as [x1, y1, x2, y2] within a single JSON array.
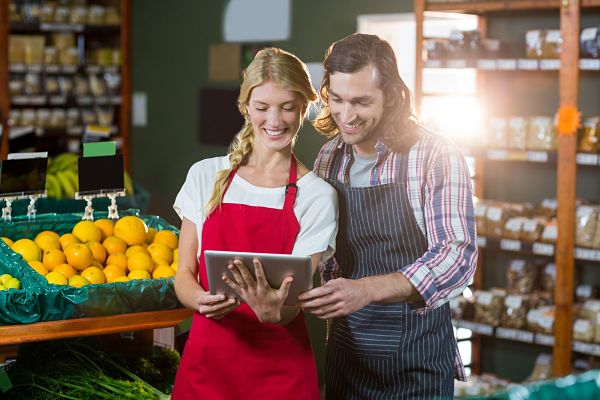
[[171, 48, 338, 400]]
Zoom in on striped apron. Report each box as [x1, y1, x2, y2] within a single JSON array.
[[324, 149, 455, 399]]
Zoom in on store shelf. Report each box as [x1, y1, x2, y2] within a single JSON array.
[[10, 22, 119, 34], [425, 0, 600, 13], [478, 236, 600, 262], [9, 63, 120, 74], [464, 149, 600, 167], [453, 319, 600, 356], [0, 308, 193, 346], [10, 95, 122, 107], [424, 58, 600, 71]]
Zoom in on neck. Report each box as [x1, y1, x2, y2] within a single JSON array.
[[352, 137, 378, 158], [246, 148, 293, 171]]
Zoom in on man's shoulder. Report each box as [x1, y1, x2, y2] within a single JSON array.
[[313, 137, 343, 178], [410, 125, 464, 158]]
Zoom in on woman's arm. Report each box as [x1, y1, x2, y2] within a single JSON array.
[[175, 217, 239, 319]]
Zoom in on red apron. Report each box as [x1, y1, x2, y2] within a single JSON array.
[[172, 156, 319, 400]]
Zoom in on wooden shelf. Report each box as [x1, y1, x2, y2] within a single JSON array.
[[425, 0, 600, 13], [0, 308, 193, 346]]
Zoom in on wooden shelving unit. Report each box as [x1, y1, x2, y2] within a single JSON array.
[[415, 0, 598, 378], [0, 0, 131, 171]]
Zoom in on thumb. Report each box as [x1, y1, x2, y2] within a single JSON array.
[[278, 277, 294, 300]]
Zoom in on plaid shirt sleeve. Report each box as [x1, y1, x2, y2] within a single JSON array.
[[400, 139, 478, 314]]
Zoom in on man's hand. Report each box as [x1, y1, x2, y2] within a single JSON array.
[[298, 278, 371, 319]]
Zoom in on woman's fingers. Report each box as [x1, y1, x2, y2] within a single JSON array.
[[277, 276, 294, 301], [227, 263, 248, 289], [253, 259, 268, 286], [233, 259, 256, 285]]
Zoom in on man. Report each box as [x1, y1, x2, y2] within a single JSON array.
[[298, 33, 477, 399]]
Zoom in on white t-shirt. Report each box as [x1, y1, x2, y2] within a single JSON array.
[[173, 156, 338, 259]]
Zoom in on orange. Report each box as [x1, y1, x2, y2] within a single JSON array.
[[153, 230, 178, 251], [127, 252, 153, 273], [128, 270, 150, 280], [64, 243, 93, 271], [42, 248, 66, 271], [173, 248, 178, 261], [72, 220, 102, 243], [45, 271, 68, 285], [152, 265, 176, 279], [1, 237, 14, 247], [171, 261, 178, 271], [103, 236, 127, 255], [59, 233, 81, 251], [103, 264, 126, 283], [28, 261, 48, 276], [112, 276, 129, 283], [91, 260, 104, 270], [145, 227, 158, 244], [68, 275, 90, 288], [106, 253, 128, 270], [81, 266, 106, 284], [34, 232, 61, 252], [53, 263, 77, 278], [37, 230, 59, 239], [147, 242, 173, 264], [125, 245, 148, 258], [12, 239, 42, 262], [87, 241, 107, 264], [93, 219, 114, 241], [114, 216, 147, 246]]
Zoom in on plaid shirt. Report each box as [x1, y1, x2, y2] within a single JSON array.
[[314, 126, 477, 381]]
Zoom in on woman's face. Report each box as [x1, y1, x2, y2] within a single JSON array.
[[246, 81, 304, 153]]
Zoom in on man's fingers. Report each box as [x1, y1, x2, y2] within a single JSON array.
[[298, 286, 334, 302]]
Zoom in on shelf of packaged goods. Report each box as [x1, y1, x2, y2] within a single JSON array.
[[0, 308, 193, 346], [10, 95, 122, 107], [452, 319, 600, 356], [464, 149, 600, 167], [10, 22, 120, 34], [425, 0, 600, 13], [9, 64, 120, 74], [424, 59, 600, 71], [478, 235, 600, 262]]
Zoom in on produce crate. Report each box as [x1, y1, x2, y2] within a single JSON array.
[[0, 210, 181, 324]]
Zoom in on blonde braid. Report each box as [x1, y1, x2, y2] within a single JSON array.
[[206, 119, 254, 214]]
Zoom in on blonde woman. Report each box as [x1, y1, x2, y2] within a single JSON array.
[[171, 48, 338, 399]]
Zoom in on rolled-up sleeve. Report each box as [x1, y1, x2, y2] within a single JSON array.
[[400, 145, 478, 313]]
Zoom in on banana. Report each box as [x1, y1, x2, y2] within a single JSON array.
[[56, 170, 76, 198], [45, 173, 63, 199], [50, 153, 79, 174], [63, 169, 79, 193], [124, 171, 134, 196]]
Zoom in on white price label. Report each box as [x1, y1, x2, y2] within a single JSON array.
[[477, 59, 497, 70], [28, 64, 42, 73], [581, 27, 598, 41], [526, 151, 549, 162], [477, 236, 487, 248], [95, 96, 109, 105], [575, 248, 600, 261], [576, 153, 599, 165], [487, 149, 508, 160], [462, 321, 493, 336], [580, 59, 600, 71], [540, 59, 561, 70], [49, 96, 67, 105], [487, 207, 503, 222], [30, 96, 46, 105], [573, 341, 597, 355], [500, 239, 521, 252], [77, 96, 93, 105], [12, 96, 28, 105], [518, 59, 539, 70], [425, 60, 442, 69], [86, 65, 102, 74], [447, 59, 467, 69], [536, 334, 555, 346], [45, 64, 60, 73], [533, 242, 554, 256], [498, 59, 517, 70], [9, 64, 26, 73], [62, 65, 77, 74]]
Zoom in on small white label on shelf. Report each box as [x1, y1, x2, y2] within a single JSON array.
[[532, 242, 554, 256], [40, 22, 84, 32], [518, 59, 539, 70], [573, 341, 600, 356], [66, 126, 83, 136], [477, 236, 487, 248], [94, 96, 109, 105], [496, 327, 534, 343], [477, 59, 497, 70], [28, 64, 43, 73], [526, 151, 549, 162], [29, 96, 46, 105], [49, 96, 67, 105], [105, 66, 119, 73], [460, 320, 494, 336], [500, 239, 521, 252], [11, 96, 29, 105], [77, 96, 93, 105], [576, 153, 599, 165], [61, 65, 78, 74], [575, 248, 600, 261], [540, 59, 561, 70], [86, 65, 102, 74], [110, 96, 122, 105], [497, 59, 517, 70], [535, 333, 555, 346], [580, 59, 600, 71], [447, 59, 467, 69], [424, 60, 443, 69], [487, 149, 508, 160], [45, 64, 60, 73], [9, 64, 26, 73]]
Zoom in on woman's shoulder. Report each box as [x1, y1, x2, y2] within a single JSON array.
[[298, 171, 337, 199], [186, 156, 230, 179]]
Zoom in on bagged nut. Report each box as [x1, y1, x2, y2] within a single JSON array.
[[507, 259, 537, 294], [520, 217, 547, 242], [535, 198, 558, 219], [575, 206, 599, 248], [502, 294, 530, 329], [580, 299, 600, 321], [540, 263, 556, 293], [540, 219, 558, 243], [526, 30, 543, 59], [541, 30, 562, 59], [474, 289, 506, 326], [578, 117, 600, 153], [576, 284, 598, 303], [527, 116, 556, 151], [504, 217, 527, 240], [486, 202, 524, 239], [507, 117, 528, 150], [489, 117, 508, 148], [573, 319, 595, 343]]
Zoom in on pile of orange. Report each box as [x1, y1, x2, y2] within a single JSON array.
[[3, 216, 178, 288]]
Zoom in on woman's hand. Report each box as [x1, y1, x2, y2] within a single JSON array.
[[197, 291, 239, 320], [222, 258, 293, 324]]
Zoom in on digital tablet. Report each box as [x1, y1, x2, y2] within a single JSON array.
[[204, 250, 313, 305]]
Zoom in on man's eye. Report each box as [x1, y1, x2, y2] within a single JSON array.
[[331, 98, 342, 103], [282, 107, 296, 112]]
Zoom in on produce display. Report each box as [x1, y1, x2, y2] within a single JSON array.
[[4, 215, 178, 287], [0, 273, 21, 291]]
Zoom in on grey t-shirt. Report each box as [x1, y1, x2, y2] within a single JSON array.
[[349, 149, 377, 187]]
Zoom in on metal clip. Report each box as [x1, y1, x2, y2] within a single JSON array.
[[2, 198, 14, 222], [82, 196, 94, 221]]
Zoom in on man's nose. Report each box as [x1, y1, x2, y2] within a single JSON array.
[[340, 103, 356, 124]]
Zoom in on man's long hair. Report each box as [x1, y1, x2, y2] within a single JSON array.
[[313, 33, 419, 152]]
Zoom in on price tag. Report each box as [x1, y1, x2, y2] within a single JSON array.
[[9, 63, 26, 73], [533, 242, 554, 256], [496, 327, 534, 343], [45, 64, 60, 73], [540, 59, 561, 70], [77, 96, 93, 105], [49, 96, 67, 105], [518, 59, 539, 70], [497, 59, 517, 70], [447, 59, 467, 69], [477, 236, 487, 248], [526, 151, 549, 162], [573, 341, 596, 355], [29, 96, 46, 105], [11, 96, 28, 105], [487, 149, 508, 160], [500, 239, 521, 252], [477, 59, 497, 70], [94, 96, 109, 105], [575, 248, 600, 261], [110, 96, 122, 105], [425, 60, 443, 68], [62, 65, 78, 74], [28, 64, 42, 73], [580, 59, 600, 70], [86, 65, 102, 74], [576, 153, 599, 165], [536, 333, 555, 346]]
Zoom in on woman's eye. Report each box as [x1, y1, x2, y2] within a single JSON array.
[[256, 107, 267, 112]]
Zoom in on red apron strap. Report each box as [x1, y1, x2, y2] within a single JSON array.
[[284, 155, 298, 211], [221, 166, 237, 201]]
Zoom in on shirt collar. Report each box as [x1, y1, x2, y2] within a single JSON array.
[[336, 136, 392, 160]]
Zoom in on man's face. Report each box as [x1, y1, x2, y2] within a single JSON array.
[[328, 64, 385, 156]]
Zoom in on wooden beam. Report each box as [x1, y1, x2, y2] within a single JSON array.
[[120, 0, 131, 172], [0, 0, 9, 160], [553, 0, 579, 378], [426, 0, 600, 12]]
